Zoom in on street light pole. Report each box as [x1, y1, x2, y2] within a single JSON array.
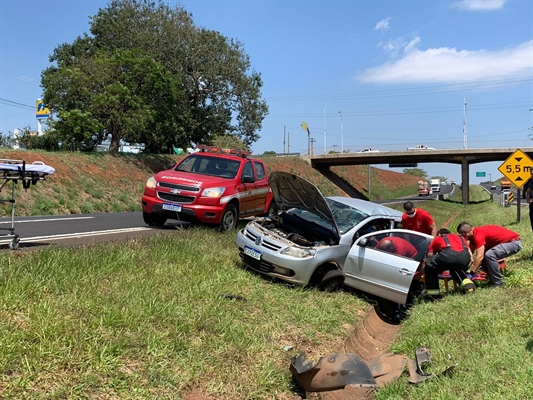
[[324, 103, 329, 155], [338, 111, 343, 153]]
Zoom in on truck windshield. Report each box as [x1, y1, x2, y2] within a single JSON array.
[[175, 155, 240, 179]]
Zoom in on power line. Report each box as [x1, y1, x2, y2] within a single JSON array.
[[0, 98, 34, 110]]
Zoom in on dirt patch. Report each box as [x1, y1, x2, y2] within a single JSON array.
[[304, 306, 401, 400]]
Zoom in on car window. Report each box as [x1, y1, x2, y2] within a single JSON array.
[[364, 231, 429, 262], [254, 162, 265, 180], [327, 198, 370, 235], [243, 161, 254, 179]]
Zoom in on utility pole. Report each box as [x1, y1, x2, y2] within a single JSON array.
[[332, 144, 337, 153], [287, 132, 290, 153], [310, 138, 316, 156]]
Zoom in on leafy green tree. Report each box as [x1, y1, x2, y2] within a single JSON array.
[[42, 0, 268, 153], [430, 175, 448, 183], [402, 168, 428, 178], [211, 134, 248, 151], [263, 150, 277, 155]]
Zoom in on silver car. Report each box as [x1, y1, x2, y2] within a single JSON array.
[[235, 172, 433, 305]]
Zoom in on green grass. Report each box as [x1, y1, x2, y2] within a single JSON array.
[[1, 185, 532, 399], [0, 229, 368, 399]]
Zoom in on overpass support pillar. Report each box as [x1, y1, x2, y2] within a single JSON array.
[[461, 160, 469, 205]]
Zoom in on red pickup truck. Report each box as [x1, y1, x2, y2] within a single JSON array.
[[141, 145, 276, 231]]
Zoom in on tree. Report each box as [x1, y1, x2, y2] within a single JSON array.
[[42, 0, 268, 153], [402, 168, 428, 178], [211, 134, 248, 151]]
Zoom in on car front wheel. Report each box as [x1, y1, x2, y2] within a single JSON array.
[[318, 269, 345, 292]]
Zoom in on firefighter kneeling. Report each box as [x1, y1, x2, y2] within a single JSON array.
[[424, 228, 475, 298]]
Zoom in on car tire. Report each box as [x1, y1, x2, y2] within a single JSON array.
[[143, 212, 167, 228], [266, 202, 278, 218], [219, 204, 237, 232], [318, 269, 345, 292]]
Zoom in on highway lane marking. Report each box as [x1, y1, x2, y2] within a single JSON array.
[[0, 227, 151, 244], [0, 216, 95, 224]]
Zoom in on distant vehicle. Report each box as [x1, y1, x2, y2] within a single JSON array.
[[490, 184, 497, 190], [430, 178, 441, 193], [450, 181, 456, 185], [407, 144, 436, 150], [501, 180, 511, 193], [417, 180, 430, 196], [357, 148, 380, 153]]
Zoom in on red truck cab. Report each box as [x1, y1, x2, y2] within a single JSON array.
[[141, 145, 276, 231]]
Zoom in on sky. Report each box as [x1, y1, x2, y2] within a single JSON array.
[[1, 0, 532, 184]]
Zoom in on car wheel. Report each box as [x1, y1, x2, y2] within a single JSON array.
[[143, 212, 167, 228], [266, 202, 278, 218], [318, 269, 345, 292], [375, 299, 403, 325], [219, 204, 237, 232]]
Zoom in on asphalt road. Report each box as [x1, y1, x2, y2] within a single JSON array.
[[0, 212, 181, 250]]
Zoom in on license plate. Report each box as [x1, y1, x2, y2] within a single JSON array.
[[244, 245, 261, 260], [162, 203, 182, 212]]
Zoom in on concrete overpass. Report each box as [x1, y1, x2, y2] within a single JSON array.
[[304, 147, 533, 205]]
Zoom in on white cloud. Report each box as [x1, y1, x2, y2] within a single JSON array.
[[358, 40, 533, 84], [373, 17, 392, 32], [451, 0, 507, 11]]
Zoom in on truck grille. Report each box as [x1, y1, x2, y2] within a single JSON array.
[[158, 182, 200, 192], [157, 192, 195, 203], [243, 229, 283, 251], [239, 252, 274, 273]]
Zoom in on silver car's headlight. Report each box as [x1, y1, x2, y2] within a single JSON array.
[[280, 246, 316, 258]]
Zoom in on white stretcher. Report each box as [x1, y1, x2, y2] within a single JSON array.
[[0, 158, 55, 249]]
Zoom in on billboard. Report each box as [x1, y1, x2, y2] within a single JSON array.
[[36, 99, 50, 119]]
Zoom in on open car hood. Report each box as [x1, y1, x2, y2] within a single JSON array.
[[269, 171, 339, 237]]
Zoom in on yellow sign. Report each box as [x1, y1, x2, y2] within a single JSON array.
[[497, 149, 533, 189], [36, 99, 50, 119]]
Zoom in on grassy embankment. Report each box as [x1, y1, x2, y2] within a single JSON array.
[[1, 152, 532, 399]]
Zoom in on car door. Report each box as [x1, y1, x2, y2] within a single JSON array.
[[342, 230, 429, 305]]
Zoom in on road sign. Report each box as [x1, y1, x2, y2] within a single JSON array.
[[498, 149, 533, 189], [476, 172, 486, 177]]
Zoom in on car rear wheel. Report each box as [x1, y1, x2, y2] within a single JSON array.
[[219, 204, 237, 232], [143, 212, 167, 228], [318, 269, 345, 292]]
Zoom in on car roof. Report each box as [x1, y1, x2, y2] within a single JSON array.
[[326, 196, 403, 220]]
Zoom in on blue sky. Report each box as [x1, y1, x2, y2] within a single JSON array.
[[1, 0, 532, 184]]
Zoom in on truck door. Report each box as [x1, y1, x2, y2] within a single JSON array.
[[239, 161, 256, 214], [252, 161, 270, 212]]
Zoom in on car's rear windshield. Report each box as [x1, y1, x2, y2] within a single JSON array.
[[175, 154, 240, 179]]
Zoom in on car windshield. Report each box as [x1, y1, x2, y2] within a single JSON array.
[[326, 198, 370, 235], [174, 155, 240, 178]]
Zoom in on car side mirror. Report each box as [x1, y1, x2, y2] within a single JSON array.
[[358, 237, 369, 247], [242, 176, 255, 183], [167, 163, 176, 170]]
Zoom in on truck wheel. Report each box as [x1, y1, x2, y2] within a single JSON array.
[[143, 212, 167, 228], [318, 269, 345, 292], [219, 204, 237, 232]]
